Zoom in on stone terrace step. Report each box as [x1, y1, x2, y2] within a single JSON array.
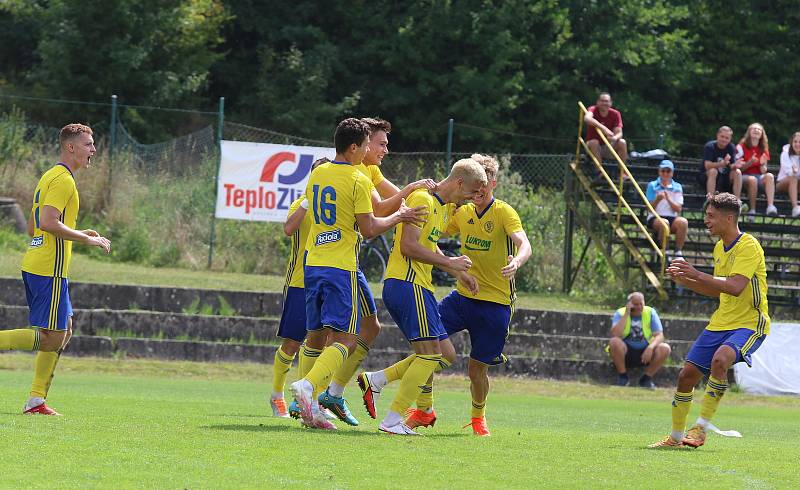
[[1, 336, 682, 387]]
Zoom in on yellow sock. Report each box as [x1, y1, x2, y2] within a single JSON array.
[[332, 337, 369, 387], [298, 344, 322, 379], [417, 375, 434, 412], [415, 358, 451, 411], [671, 390, 694, 435], [699, 376, 728, 421], [305, 343, 348, 393], [471, 399, 487, 419], [384, 354, 416, 383], [390, 354, 441, 414], [30, 350, 60, 398], [0, 328, 38, 351], [271, 347, 296, 396]]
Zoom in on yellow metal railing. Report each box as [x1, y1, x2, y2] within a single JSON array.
[[575, 101, 668, 277]]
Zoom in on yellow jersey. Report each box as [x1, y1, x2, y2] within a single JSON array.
[[22, 164, 80, 278], [284, 196, 311, 289], [353, 163, 386, 188], [303, 161, 374, 271], [446, 199, 524, 305], [385, 189, 455, 292], [707, 233, 770, 334]]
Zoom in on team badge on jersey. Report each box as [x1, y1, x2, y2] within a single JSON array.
[[484, 221, 494, 233]]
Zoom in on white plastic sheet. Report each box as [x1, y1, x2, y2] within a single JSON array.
[[734, 322, 800, 396]]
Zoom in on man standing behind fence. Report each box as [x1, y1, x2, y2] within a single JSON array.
[[584, 92, 628, 163], [0, 124, 111, 415]]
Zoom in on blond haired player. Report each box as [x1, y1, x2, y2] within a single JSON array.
[[358, 157, 487, 435], [0, 124, 111, 415]]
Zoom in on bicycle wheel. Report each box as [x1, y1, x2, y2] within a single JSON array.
[[359, 245, 387, 283]]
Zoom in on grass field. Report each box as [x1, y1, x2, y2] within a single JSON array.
[[0, 250, 613, 314], [1, 354, 799, 488]]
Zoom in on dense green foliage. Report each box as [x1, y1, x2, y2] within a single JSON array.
[[2, 1, 800, 152]]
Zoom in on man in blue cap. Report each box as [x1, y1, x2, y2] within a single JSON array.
[[646, 160, 688, 260]]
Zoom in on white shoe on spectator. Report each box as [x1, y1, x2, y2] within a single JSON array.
[[747, 208, 757, 216], [674, 249, 684, 259], [766, 205, 778, 216], [792, 205, 800, 218]]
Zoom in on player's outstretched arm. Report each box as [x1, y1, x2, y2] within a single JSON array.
[[283, 199, 307, 236], [40, 205, 111, 253], [372, 179, 436, 217], [501, 231, 532, 279], [666, 259, 748, 297], [398, 223, 471, 272], [356, 199, 427, 239]]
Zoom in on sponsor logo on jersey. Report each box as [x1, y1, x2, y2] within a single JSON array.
[[29, 235, 43, 248], [426, 226, 443, 243], [464, 234, 492, 251], [315, 229, 342, 246]]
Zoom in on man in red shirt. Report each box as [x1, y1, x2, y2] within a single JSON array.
[[584, 92, 628, 162]]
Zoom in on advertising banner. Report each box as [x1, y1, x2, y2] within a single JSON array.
[[216, 141, 334, 222]]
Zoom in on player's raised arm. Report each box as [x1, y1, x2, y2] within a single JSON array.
[[501, 230, 532, 279], [666, 259, 748, 297], [283, 198, 308, 236]]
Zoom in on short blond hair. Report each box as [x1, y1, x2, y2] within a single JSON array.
[[470, 153, 499, 181], [59, 123, 93, 146], [450, 158, 488, 186]]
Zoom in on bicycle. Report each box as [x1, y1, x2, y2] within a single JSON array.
[[359, 234, 391, 283]]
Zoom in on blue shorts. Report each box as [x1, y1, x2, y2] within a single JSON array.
[[686, 328, 766, 375], [277, 286, 307, 343], [382, 278, 444, 341], [304, 266, 360, 334], [439, 291, 512, 365], [356, 269, 377, 317], [22, 271, 72, 331]]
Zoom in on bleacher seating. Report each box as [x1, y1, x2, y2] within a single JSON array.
[[581, 156, 800, 309]]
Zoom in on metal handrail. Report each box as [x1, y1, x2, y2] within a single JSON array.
[[576, 102, 668, 275]]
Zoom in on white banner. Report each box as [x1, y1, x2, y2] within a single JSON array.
[[215, 140, 334, 222], [734, 322, 800, 396]]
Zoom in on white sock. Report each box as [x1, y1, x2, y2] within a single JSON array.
[[371, 371, 387, 389], [695, 417, 710, 428], [328, 381, 345, 398], [671, 430, 684, 441], [382, 410, 402, 427], [271, 392, 284, 400]]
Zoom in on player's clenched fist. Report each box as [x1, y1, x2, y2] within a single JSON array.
[[448, 254, 472, 272]]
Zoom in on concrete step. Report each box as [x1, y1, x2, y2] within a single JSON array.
[[1, 304, 693, 363], [1, 335, 681, 387], [0, 278, 710, 340]]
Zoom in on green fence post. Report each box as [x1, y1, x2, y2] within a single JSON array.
[[445, 118, 454, 165], [207, 96, 225, 269], [108, 95, 117, 193]]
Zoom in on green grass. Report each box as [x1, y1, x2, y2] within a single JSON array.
[[0, 249, 614, 314], [0, 354, 798, 488]]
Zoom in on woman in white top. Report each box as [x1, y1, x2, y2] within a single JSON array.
[[777, 132, 800, 217]]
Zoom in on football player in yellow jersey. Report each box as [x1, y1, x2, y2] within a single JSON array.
[[0, 124, 111, 415], [290, 118, 424, 429], [357, 157, 487, 435], [318, 117, 436, 426], [650, 193, 769, 449], [405, 153, 532, 436]]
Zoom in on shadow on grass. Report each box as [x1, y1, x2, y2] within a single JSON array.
[[203, 423, 472, 438]]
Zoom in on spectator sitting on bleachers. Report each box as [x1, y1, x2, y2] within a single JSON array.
[[607, 292, 671, 389], [735, 122, 777, 216], [700, 126, 743, 200], [777, 132, 800, 218], [645, 160, 687, 259], [584, 92, 628, 163]]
